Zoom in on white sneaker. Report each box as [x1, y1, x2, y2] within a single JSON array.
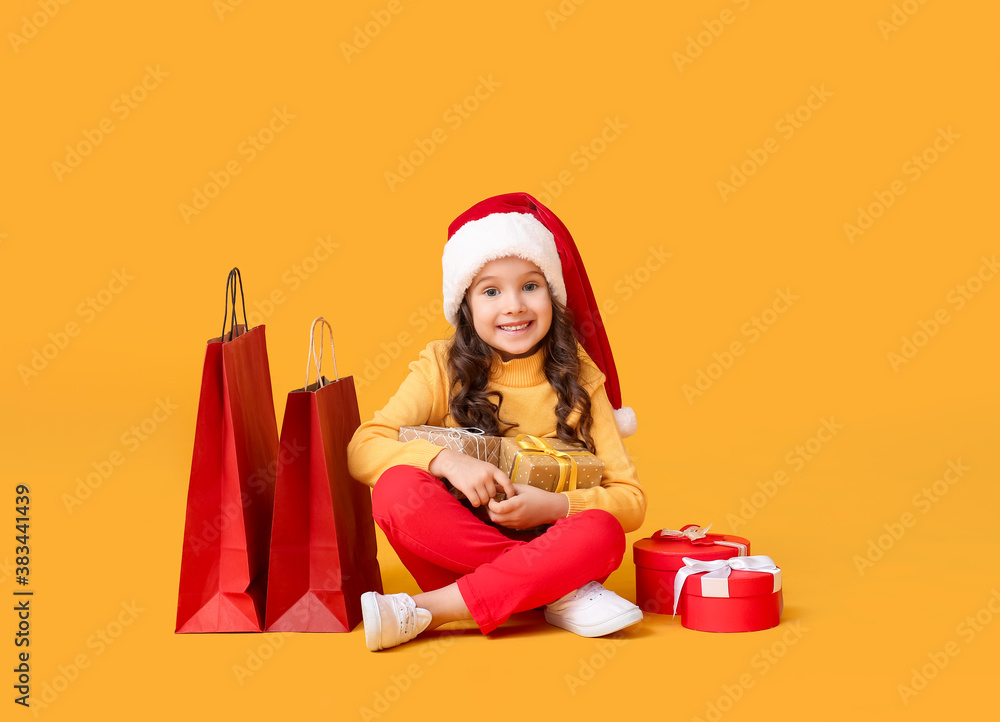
[[360, 592, 433, 651], [544, 581, 643, 637]]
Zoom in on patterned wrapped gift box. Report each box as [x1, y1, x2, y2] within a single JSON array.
[[398, 425, 501, 466], [496, 434, 603, 501], [398, 425, 501, 500]]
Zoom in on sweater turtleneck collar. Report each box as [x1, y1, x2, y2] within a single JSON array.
[[491, 347, 547, 388]]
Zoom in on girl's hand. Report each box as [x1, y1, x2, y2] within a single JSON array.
[[428, 449, 515, 507], [487, 483, 569, 530]]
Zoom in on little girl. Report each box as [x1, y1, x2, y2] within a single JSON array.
[[348, 192, 646, 651]]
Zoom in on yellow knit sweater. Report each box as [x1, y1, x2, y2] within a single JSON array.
[[347, 339, 646, 532]]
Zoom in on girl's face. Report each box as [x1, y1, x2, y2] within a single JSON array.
[[466, 256, 553, 361]]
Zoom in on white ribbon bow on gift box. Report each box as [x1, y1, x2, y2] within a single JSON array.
[[442, 426, 486, 441], [443, 426, 486, 437], [672, 555, 782, 616], [440, 427, 493, 459]]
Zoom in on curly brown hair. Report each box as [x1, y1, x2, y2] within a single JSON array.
[[447, 295, 596, 453]]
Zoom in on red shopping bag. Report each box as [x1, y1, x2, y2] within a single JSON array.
[[265, 317, 383, 632], [176, 269, 279, 633]]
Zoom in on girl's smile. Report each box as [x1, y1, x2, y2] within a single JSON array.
[[497, 320, 532, 333]]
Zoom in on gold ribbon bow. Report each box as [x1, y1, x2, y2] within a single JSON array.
[[510, 434, 582, 493]]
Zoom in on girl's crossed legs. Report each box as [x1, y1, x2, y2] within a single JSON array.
[[371, 464, 626, 634]]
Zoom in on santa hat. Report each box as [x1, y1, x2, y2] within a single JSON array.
[[443, 192, 636, 438]]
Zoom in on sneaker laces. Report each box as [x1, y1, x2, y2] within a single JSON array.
[[577, 581, 607, 602], [393, 595, 420, 637], [550, 581, 607, 610]]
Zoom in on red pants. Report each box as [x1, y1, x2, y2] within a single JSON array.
[[371, 465, 626, 634]]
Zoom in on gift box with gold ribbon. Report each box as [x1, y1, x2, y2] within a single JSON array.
[[496, 434, 603, 501]]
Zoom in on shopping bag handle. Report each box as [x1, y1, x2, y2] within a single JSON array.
[[221, 267, 249, 341], [305, 316, 340, 388]]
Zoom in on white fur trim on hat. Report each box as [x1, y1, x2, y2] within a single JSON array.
[[442, 212, 566, 326], [613, 406, 637, 438]]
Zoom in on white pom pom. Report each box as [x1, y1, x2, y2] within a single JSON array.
[[613, 406, 637, 438]]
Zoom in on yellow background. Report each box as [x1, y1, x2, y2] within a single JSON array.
[[2, 0, 997, 719]]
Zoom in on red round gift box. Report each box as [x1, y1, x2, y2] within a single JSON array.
[[632, 530, 750, 615], [680, 568, 783, 633]]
